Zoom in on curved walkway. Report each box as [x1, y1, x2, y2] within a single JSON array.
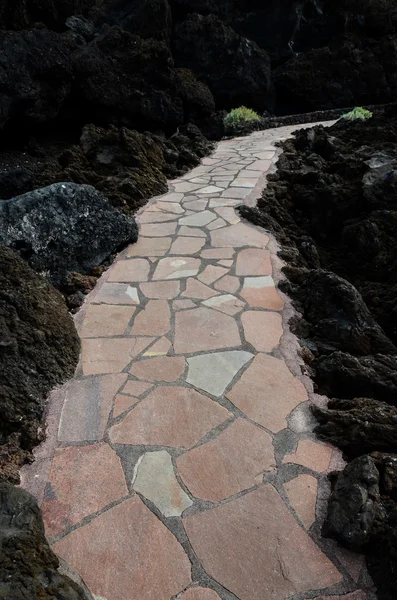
[[22, 123, 372, 600]]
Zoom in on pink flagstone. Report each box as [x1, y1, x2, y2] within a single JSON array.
[[284, 474, 318, 529], [283, 439, 332, 473], [53, 497, 191, 600], [174, 307, 241, 354], [80, 305, 135, 338], [241, 311, 283, 351], [109, 386, 231, 448], [82, 337, 153, 375], [107, 258, 150, 283], [226, 354, 308, 432], [140, 280, 180, 299], [131, 300, 171, 336], [113, 394, 140, 418], [130, 356, 185, 382], [236, 248, 272, 276], [182, 278, 220, 300]]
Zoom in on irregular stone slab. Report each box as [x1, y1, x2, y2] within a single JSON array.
[[174, 307, 241, 354], [113, 394, 139, 418], [218, 259, 234, 267], [153, 257, 201, 280], [182, 279, 219, 300], [214, 207, 240, 224], [179, 226, 207, 237], [173, 182, 203, 193], [198, 265, 229, 285], [130, 356, 185, 383], [91, 282, 140, 305], [143, 337, 171, 356], [240, 276, 284, 310], [131, 300, 171, 336], [82, 337, 153, 375], [211, 223, 269, 248], [53, 497, 191, 600], [236, 248, 272, 276], [230, 178, 256, 188], [42, 443, 128, 537], [122, 380, 153, 397], [170, 237, 206, 255], [202, 294, 245, 316], [178, 419, 274, 502], [58, 374, 127, 442], [201, 248, 235, 260], [249, 159, 273, 171], [154, 201, 185, 214], [209, 199, 241, 208], [284, 474, 318, 529], [80, 305, 135, 338], [283, 440, 332, 473], [186, 351, 253, 396], [138, 211, 178, 224], [184, 485, 343, 600], [133, 451, 193, 517], [242, 311, 283, 351], [140, 281, 180, 299], [313, 593, 368, 600], [221, 188, 250, 199], [206, 217, 227, 230], [197, 185, 224, 194], [139, 222, 177, 237], [107, 258, 150, 282], [173, 299, 196, 310], [214, 275, 240, 294], [180, 589, 221, 600], [179, 211, 217, 227], [226, 354, 307, 432], [109, 386, 230, 448], [182, 200, 208, 211], [158, 192, 184, 203]]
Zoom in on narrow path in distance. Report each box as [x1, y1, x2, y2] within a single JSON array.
[[22, 122, 373, 600]]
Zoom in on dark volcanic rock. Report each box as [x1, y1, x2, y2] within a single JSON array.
[[0, 123, 213, 212], [173, 13, 273, 112], [0, 0, 96, 30], [0, 28, 75, 132], [300, 270, 397, 356], [323, 454, 380, 550], [0, 483, 93, 599], [0, 247, 79, 483], [313, 398, 397, 459], [0, 182, 138, 288], [316, 352, 397, 406], [90, 0, 172, 40], [324, 452, 397, 600]]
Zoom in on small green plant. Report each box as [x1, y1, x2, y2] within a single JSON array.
[[224, 106, 261, 135], [341, 107, 373, 121]]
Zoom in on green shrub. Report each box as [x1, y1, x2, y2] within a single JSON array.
[[224, 106, 261, 134], [341, 107, 373, 121]]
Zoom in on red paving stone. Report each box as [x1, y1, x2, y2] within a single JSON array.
[[130, 356, 185, 382], [226, 353, 308, 432], [241, 310, 283, 351], [25, 123, 368, 600], [177, 419, 275, 501], [42, 443, 127, 537], [174, 306, 241, 353], [109, 386, 231, 448], [53, 497, 191, 600], [184, 485, 343, 600]]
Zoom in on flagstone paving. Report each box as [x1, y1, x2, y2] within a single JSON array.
[[21, 122, 375, 600]]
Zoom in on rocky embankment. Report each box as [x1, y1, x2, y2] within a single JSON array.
[[242, 106, 397, 600]]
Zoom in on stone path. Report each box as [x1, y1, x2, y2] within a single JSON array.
[[22, 123, 374, 600]]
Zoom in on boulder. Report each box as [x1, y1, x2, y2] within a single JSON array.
[[316, 352, 397, 405], [0, 247, 79, 483], [323, 454, 380, 550], [313, 397, 397, 459], [0, 483, 93, 599], [0, 182, 138, 288]]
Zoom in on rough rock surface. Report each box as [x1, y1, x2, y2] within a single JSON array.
[[0, 483, 93, 600], [0, 182, 138, 289], [0, 247, 79, 484]]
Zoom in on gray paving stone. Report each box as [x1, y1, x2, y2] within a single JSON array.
[[186, 351, 253, 396]]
